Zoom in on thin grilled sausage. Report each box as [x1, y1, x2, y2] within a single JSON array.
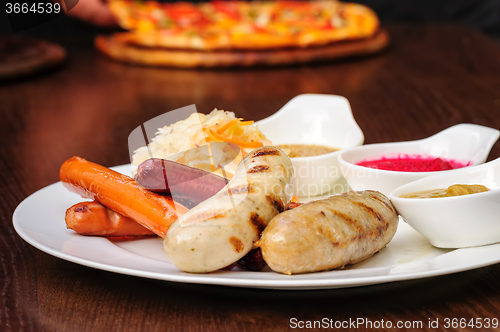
[[164, 146, 294, 273], [66, 201, 156, 237], [257, 191, 398, 275]]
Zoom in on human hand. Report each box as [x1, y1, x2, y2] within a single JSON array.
[[67, 0, 118, 27]]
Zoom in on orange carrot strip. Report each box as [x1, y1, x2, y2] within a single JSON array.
[[208, 129, 264, 148], [239, 121, 254, 126], [203, 127, 221, 142], [216, 118, 240, 134]]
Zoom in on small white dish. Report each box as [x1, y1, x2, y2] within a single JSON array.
[[257, 94, 364, 196], [390, 157, 500, 248], [338, 124, 499, 196]]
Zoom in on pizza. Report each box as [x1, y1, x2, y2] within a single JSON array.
[[97, 0, 388, 67], [108, 0, 379, 50]]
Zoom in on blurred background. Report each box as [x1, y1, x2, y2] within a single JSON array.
[[5, 0, 499, 40]]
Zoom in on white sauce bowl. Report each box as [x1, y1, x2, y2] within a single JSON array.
[[390, 157, 500, 248], [257, 94, 364, 197]]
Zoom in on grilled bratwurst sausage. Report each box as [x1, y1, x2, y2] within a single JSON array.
[[164, 147, 294, 273], [258, 191, 398, 275]]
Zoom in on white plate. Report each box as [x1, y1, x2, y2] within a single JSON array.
[[13, 165, 500, 290]]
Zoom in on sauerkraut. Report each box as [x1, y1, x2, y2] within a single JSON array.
[[132, 109, 270, 176]]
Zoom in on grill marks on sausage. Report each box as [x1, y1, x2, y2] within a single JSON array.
[[229, 237, 244, 253], [74, 204, 89, 213], [251, 148, 280, 158], [352, 201, 382, 221], [328, 208, 365, 235], [247, 165, 270, 174], [351, 200, 390, 236], [316, 224, 340, 247], [222, 184, 254, 195], [266, 194, 285, 213], [369, 192, 396, 214], [324, 198, 390, 241], [181, 210, 227, 225], [289, 194, 396, 252], [249, 212, 266, 234]]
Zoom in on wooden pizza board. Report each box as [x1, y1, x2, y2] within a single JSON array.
[[95, 29, 390, 68], [0, 36, 66, 81]]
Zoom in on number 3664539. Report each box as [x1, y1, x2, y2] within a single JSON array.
[[5, 2, 61, 14]]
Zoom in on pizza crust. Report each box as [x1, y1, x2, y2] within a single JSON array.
[[95, 29, 389, 68]]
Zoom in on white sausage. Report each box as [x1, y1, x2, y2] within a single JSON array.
[[258, 190, 399, 275], [164, 146, 294, 273]]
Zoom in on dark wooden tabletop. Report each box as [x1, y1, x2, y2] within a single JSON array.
[[2, 23, 500, 331]]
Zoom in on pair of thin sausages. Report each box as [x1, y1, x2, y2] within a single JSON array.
[[61, 157, 228, 238]]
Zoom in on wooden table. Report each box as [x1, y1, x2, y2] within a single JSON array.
[[2, 23, 500, 331]]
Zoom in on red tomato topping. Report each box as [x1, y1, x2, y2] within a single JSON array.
[[164, 3, 203, 22], [211, 1, 241, 20], [277, 1, 310, 9], [321, 22, 334, 30]]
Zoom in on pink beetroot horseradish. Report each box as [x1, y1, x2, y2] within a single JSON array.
[[356, 155, 471, 172]]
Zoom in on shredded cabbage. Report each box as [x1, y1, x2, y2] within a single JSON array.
[[132, 109, 271, 177]]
